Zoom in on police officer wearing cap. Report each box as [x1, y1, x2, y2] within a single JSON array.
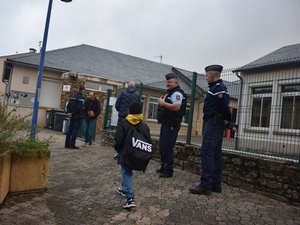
[[156, 73, 186, 178], [189, 64, 237, 195], [65, 85, 86, 149]]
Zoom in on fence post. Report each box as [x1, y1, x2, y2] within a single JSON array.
[[103, 89, 112, 130], [138, 82, 143, 97], [186, 72, 197, 145], [235, 72, 243, 150]]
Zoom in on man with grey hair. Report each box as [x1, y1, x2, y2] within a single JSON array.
[[115, 81, 141, 123], [114, 81, 141, 158]]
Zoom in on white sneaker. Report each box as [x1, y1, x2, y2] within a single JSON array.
[[117, 187, 126, 197], [123, 198, 136, 209]]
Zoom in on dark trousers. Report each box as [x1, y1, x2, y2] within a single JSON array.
[[159, 123, 181, 175], [200, 118, 224, 190], [65, 119, 81, 148]]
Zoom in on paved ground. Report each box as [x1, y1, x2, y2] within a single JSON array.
[[1, 129, 299, 225]]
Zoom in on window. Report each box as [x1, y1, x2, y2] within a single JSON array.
[[148, 97, 159, 120], [40, 80, 62, 108], [280, 84, 300, 129], [9, 90, 34, 107], [182, 104, 190, 124], [22, 76, 29, 85], [85, 81, 114, 92], [251, 86, 272, 127]]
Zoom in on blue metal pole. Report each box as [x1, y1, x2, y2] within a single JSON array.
[[30, 0, 53, 139]]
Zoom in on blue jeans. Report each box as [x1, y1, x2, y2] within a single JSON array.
[[84, 118, 96, 145], [121, 164, 134, 199], [200, 118, 224, 190]]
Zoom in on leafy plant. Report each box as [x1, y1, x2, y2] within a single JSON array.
[[0, 102, 31, 145], [11, 139, 50, 159], [0, 97, 50, 157]]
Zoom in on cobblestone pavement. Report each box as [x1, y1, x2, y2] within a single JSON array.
[[1, 130, 299, 225]]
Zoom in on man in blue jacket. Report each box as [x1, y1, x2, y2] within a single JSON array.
[[115, 81, 141, 123], [114, 81, 141, 159]]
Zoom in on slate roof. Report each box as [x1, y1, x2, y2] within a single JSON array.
[[143, 70, 195, 96], [7, 44, 179, 84], [6, 44, 240, 98], [233, 43, 300, 72], [181, 69, 241, 99]]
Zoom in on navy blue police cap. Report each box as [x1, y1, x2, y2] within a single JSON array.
[[165, 73, 178, 80], [205, 64, 223, 73]]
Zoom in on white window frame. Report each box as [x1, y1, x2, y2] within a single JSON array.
[[22, 76, 29, 85], [85, 81, 114, 93], [182, 103, 190, 124], [147, 96, 159, 120], [250, 86, 272, 129], [279, 83, 300, 130]]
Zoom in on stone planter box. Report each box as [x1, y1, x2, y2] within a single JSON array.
[[9, 154, 50, 194], [0, 151, 11, 204]]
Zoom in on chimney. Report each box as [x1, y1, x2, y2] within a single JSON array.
[[29, 48, 37, 53]]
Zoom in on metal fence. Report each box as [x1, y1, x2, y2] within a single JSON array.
[[104, 66, 300, 163], [192, 67, 300, 163]]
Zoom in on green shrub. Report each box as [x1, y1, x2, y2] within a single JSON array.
[[11, 139, 50, 159], [0, 97, 50, 157], [0, 102, 31, 145]]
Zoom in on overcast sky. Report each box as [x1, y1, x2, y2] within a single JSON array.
[[1, 0, 299, 73]]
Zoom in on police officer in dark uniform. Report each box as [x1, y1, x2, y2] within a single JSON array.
[[189, 64, 237, 195], [65, 85, 85, 149], [156, 73, 186, 178]]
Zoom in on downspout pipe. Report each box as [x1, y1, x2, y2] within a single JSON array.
[[235, 72, 243, 150]]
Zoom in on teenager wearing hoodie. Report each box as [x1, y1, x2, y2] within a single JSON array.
[[114, 102, 151, 209]]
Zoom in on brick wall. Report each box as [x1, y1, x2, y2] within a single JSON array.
[[60, 76, 106, 134]]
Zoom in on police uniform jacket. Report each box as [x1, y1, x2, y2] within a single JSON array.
[[157, 86, 186, 126], [203, 79, 231, 123], [67, 91, 85, 121]]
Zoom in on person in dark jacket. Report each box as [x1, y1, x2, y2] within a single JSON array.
[[114, 102, 151, 209], [114, 81, 141, 159], [115, 81, 141, 123], [65, 85, 85, 149], [83, 92, 101, 147], [156, 73, 186, 178], [189, 64, 237, 195]]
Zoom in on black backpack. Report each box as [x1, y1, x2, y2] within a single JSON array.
[[122, 125, 152, 171]]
